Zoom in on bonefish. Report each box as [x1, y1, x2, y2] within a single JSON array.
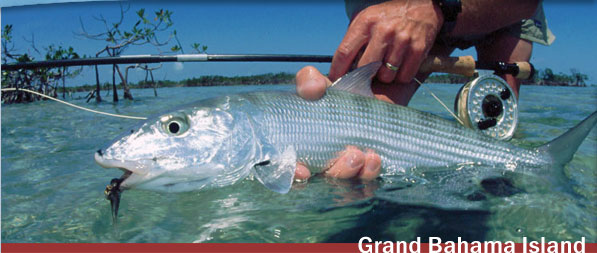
[[96, 62, 597, 218]]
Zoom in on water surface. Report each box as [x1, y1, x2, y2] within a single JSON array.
[[2, 84, 596, 242]]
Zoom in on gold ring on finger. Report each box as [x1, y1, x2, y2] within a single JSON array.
[[385, 62, 399, 72]]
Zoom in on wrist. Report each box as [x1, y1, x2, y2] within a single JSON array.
[[433, 0, 462, 35], [429, 0, 445, 25]]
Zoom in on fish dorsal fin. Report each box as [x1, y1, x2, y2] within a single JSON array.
[[330, 61, 381, 98], [253, 145, 296, 194]]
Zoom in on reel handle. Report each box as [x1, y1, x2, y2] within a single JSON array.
[[419, 55, 535, 80]]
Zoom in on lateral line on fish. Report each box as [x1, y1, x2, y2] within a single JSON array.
[[1, 88, 148, 120], [414, 78, 465, 125]]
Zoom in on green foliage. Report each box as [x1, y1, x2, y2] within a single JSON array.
[[427, 68, 590, 87], [2, 24, 18, 63], [534, 68, 588, 86], [191, 43, 208, 53], [2, 24, 13, 42], [16, 54, 33, 63], [570, 69, 588, 86], [45, 45, 80, 61], [78, 5, 201, 101], [171, 45, 182, 52], [176, 72, 295, 87], [78, 5, 208, 56], [74, 72, 296, 91], [3, 4, 211, 103], [136, 9, 144, 18], [542, 68, 554, 81], [81, 5, 178, 57], [2, 25, 83, 103]]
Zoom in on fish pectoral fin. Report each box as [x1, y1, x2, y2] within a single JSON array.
[[329, 61, 380, 98], [253, 145, 296, 194]]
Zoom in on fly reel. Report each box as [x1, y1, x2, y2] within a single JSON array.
[[454, 74, 518, 140]]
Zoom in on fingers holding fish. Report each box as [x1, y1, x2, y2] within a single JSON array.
[[294, 162, 311, 182], [295, 66, 331, 100], [358, 149, 382, 180], [324, 146, 381, 180], [324, 146, 365, 179], [293, 147, 381, 182]]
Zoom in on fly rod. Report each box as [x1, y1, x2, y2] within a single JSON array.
[[1, 54, 534, 80], [0, 54, 333, 71]]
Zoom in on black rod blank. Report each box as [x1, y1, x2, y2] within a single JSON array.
[[2, 53, 532, 79], [1, 54, 334, 71]]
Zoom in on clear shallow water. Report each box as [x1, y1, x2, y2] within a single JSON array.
[[1, 84, 596, 242]]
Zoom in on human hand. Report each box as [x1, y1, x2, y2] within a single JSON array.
[[329, 0, 444, 84], [293, 66, 381, 182]]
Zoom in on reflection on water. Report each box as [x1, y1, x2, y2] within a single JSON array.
[[2, 84, 596, 242]]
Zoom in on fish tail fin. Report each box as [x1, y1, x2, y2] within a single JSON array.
[[536, 111, 597, 166]]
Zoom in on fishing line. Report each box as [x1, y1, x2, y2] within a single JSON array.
[[2, 81, 465, 124], [413, 78, 465, 125], [1, 88, 147, 120]]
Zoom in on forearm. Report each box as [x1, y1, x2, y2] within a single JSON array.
[[448, 0, 539, 37]]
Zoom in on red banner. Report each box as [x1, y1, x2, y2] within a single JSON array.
[[2, 243, 597, 253]]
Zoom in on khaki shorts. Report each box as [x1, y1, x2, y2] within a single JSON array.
[[510, 4, 555, 46], [344, 0, 555, 49]]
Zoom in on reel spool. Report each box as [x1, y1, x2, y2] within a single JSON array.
[[454, 74, 518, 140]]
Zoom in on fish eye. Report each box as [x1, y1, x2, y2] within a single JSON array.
[[168, 121, 181, 134], [160, 114, 189, 136]]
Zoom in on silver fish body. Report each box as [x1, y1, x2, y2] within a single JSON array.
[[245, 90, 549, 172], [95, 62, 596, 196], [95, 89, 549, 192]]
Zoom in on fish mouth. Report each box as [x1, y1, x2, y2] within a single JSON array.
[[94, 150, 153, 188], [96, 150, 145, 222]]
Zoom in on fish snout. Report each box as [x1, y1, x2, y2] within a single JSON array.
[[95, 149, 108, 168], [95, 149, 118, 169]]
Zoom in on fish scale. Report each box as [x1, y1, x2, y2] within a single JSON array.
[[244, 90, 549, 175]]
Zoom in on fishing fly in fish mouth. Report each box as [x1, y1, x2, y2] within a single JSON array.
[[104, 176, 126, 222], [96, 62, 597, 220]]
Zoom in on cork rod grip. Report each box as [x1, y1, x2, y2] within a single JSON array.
[[418, 55, 476, 77], [515, 62, 534, 80]]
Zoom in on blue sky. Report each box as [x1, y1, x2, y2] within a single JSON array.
[[2, 1, 597, 85]]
